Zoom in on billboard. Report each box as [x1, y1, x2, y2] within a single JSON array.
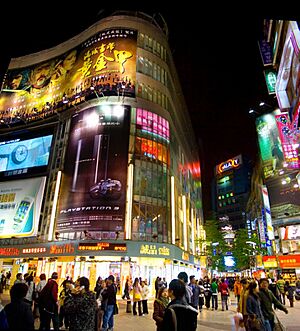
[[215, 155, 242, 175], [0, 28, 137, 122], [256, 112, 284, 178], [56, 104, 130, 235], [0, 133, 53, 179], [0, 177, 46, 238]]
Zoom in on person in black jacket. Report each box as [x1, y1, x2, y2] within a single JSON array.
[[162, 279, 198, 331], [4, 282, 34, 331], [101, 275, 117, 331]]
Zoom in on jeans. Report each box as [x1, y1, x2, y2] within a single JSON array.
[[221, 295, 228, 310], [133, 301, 142, 315], [264, 319, 272, 331], [212, 295, 218, 309], [102, 304, 114, 330]]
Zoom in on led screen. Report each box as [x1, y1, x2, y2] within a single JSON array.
[[224, 255, 235, 268], [0, 134, 53, 179]]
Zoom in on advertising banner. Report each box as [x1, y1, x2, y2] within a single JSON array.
[[56, 104, 130, 235], [0, 28, 137, 121], [0, 177, 46, 238], [261, 185, 274, 240], [256, 112, 284, 178]]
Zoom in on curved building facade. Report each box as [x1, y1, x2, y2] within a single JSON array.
[[0, 12, 203, 287]]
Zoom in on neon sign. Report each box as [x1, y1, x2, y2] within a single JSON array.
[[217, 155, 242, 174]]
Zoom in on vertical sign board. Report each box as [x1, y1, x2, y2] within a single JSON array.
[[261, 185, 274, 240], [56, 105, 130, 236]]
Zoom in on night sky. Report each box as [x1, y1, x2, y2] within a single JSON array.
[[0, 4, 292, 217]]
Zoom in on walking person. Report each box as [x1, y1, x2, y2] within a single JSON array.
[[162, 279, 198, 331], [101, 275, 117, 331], [38, 272, 59, 331], [211, 278, 219, 310], [177, 272, 193, 304], [4, 282, 34, 331], [132, 277, 143, 316], [234, 276, 243, 304], [188, 275, 200, 310], [141, 280, 149, 314], [203, 276, 212, 309], [24, 274, 35, 308], [153, 286, 169, 331], [237, 278, 249, 331], [58, 279, 72, 329], [276, 275, 286, 305], [122, 277, 132, 313], [64, 276, 98, 331], [198, 280, 205, 312], [246, 281, 265, 331], [219, 277, 229, 311], [258, 278, 288, 331], [285, 281, 295, 307], [96, 280, 107, 331]]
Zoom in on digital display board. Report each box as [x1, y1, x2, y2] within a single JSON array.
[[56, 104, 130, 236], [78, 242, 127, 251], [0, 28, 137, 122], [0, 134, 53, 178], [0, 177, 46, 238]]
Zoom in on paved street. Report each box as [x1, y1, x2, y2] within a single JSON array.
[[1, 292, 299, 330]]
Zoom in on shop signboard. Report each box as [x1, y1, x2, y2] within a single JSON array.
[[262, 255, 278, 268], [56, 104, 130, 236], [0, 177, 46, 238], [78, 242, 127, 252], [278, 255, 300, 268]]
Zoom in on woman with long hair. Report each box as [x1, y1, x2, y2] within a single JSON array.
[[153, 286, 169, 331], [132, 277, 143, 316], [246, 281, 266, 331]]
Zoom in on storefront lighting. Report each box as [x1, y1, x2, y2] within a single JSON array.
[[182, 195, 187, 251], [191, 208, 195, 255], [85, 112, 99, 128], [125, 163, 134, 239], [294, 184, 299, 188], [171, 176, 176, 244], [48, 171, 62, 241], [112, 105, 124, 118]]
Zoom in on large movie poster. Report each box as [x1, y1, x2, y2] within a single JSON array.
[[56, 104, 130, 235], [0, 29, 137, 122], [0, 177, 46, 238]]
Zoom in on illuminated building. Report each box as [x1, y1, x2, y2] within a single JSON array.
[[212, 154, 252, 230], [0, 12, 203, 286]]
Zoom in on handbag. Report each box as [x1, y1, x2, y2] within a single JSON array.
[[247, 315, 263, 331]]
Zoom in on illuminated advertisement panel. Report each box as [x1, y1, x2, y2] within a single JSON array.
[[0, 29, 137, 122], [256, 112, 284, 178], [261, 185, 274, 240], [215, 155, 242, 175], [276, 21, 300, 115], [136, 108, 170, 141], [263, 69, 277, 94], [0, 134, 53, 179], [56, 104, 130, 235], [0, 177, 46, 238], [135, 137, 169, 164], [275, 110, 300, 169]]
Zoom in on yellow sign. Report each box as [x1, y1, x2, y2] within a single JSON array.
[[139, 244, 170, 256]]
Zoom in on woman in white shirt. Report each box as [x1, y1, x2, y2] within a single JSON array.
[[141, 280, 150, 314]]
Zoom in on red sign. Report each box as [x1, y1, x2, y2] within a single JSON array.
[[278, 255, 300, 268], [0, 247, 20, 256]]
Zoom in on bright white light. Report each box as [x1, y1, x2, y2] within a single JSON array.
[[85, 112, 99, 128], [113, 105, 124, 118], [294, 184, 299, 188], [259, 102, 265, 106], [281, 179, 287, 185], [249, 109, 255, 114]]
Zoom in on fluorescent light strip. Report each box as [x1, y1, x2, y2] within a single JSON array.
[[48, 171, 62, 241], [171, 176, 176, 244]]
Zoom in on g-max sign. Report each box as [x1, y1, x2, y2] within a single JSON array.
[[216, 155, 242, 174]]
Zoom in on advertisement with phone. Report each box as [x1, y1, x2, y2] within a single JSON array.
[[0, 177, 46, 238], [56, 104, 130, 236]]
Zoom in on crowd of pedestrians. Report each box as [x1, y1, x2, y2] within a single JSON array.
[[0, 270, 299, 331]]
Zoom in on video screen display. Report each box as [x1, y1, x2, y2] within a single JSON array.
[[0, 134, 53, 179]]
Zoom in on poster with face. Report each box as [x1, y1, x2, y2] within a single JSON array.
[[56, 104, 130, 235], [0, 29, 137, 122]]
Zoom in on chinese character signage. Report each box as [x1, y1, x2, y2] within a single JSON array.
[[56, 105, 130, 236], [0, 177, 46, 238], [0, 29, 137, 121], [258, 40, 273, 66], [263, 69, 277, 94]]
